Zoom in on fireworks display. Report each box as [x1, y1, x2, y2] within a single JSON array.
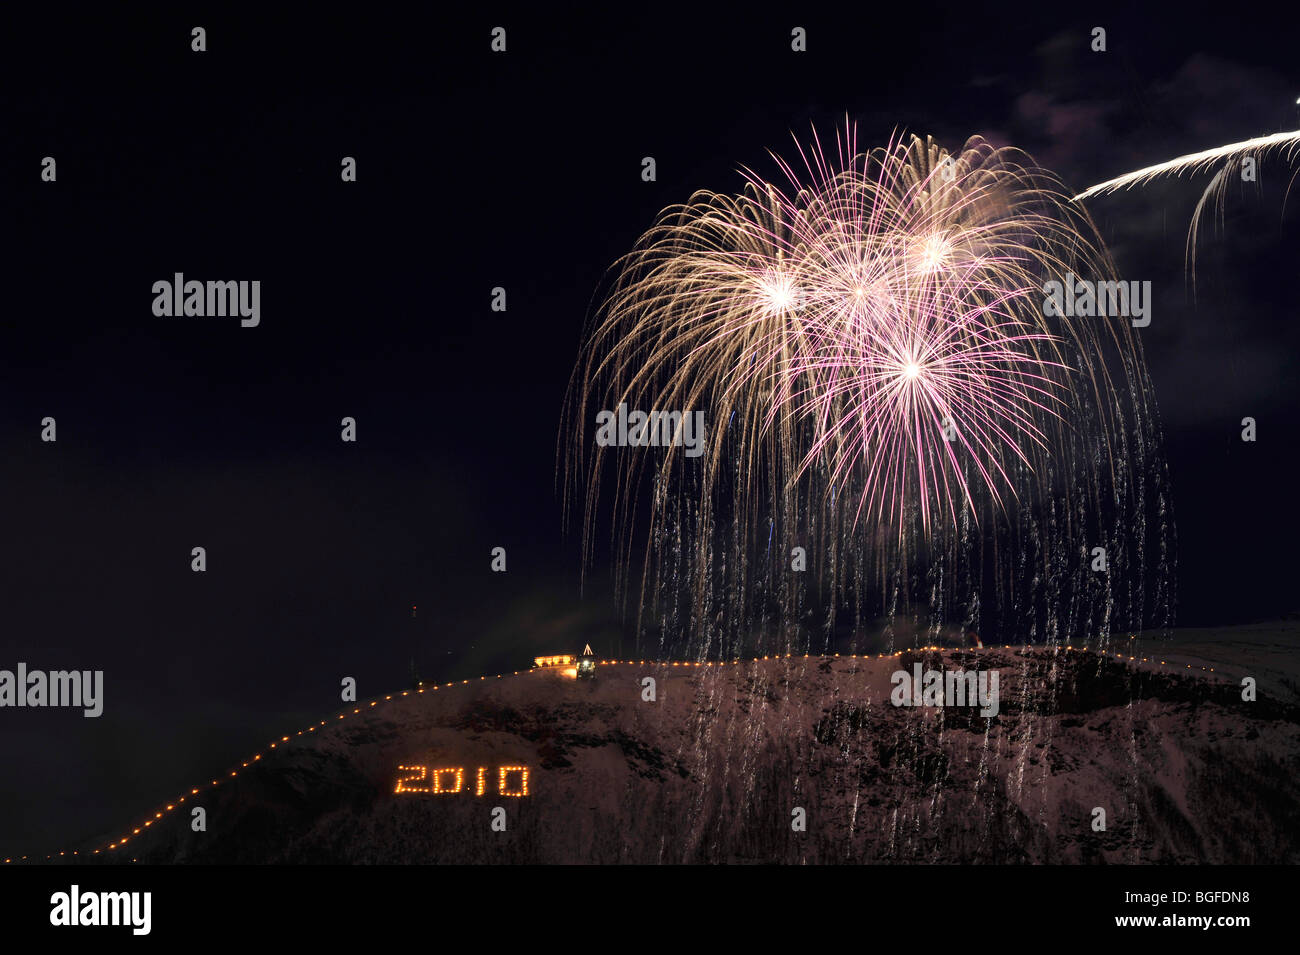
[[563, 125, 1174, 657]]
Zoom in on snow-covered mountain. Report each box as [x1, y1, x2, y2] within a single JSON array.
[[73, 632, 1300, 864]]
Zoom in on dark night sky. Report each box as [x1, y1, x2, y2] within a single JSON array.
[[1, 6, 1298, 855]]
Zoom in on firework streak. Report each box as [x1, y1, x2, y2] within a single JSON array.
[[1072, 130, 1300, 201]]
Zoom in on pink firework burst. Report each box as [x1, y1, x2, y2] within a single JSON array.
[[561, 122, 1167, 649]]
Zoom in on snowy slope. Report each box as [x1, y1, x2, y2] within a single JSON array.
[[71, 637, 1300, 864]]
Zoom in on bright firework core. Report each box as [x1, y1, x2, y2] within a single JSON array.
[[758, 271, 796, 312], [917, 233, 951, 271]]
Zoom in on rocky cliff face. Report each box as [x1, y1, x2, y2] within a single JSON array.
[[79, 646, 1300, 864]]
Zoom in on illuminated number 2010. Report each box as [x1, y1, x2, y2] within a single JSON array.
[[394, 765, 529, 796]]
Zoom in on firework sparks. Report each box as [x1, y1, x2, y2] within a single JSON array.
[[1074, 128, 1300, 293], [1072, 129, 1300, 201], [561, 124, 1170, 653]]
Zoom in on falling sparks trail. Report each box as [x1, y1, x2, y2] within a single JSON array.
[[1072, 129, 1300, 201], [1073, 129, 1300, 293]]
